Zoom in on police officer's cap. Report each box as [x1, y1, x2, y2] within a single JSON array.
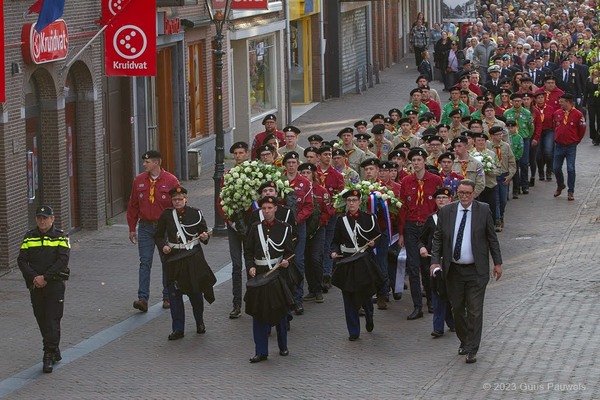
[[360, 158, 380, 168], [307, 134, 324, 143], [283, 151, 300, 163], [451, 136, 468, 146], [229, 141, 249, 153], [410, 88, 423, 96], [448, 109, 463, 118], [407, 147, 428, 160], [36, 205, 54, 216], [354, 120, 368, 128], [315, 145, 332, 154], [489, 126, 504, 135], [258, 195, 279, 206], [169, 186, 188, 196], [434, 187, 452, 198], [355, 133, 371, 141], [388, 108, 402, 116], [304, 146, 319, 157], [342, 189, 362, 199], [261, 114, 277, 125], [371, 124, 385, 134], [370, 114, 385, 122], [142, 150, 162, 160], [394, 142, 412, 150], [298, 162, 316, 172], [283, 125, 301, 134], [438, 152, 455, 162], [258, 181, 276, 194], [398, 118, 411, 125], [388, 150, 406, 160], [337, 127, 354, 137], [332, 148, 347, 157], [488, 65, 501, 73]]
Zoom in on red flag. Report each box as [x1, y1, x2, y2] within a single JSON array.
[[28, 0, 43, 14]]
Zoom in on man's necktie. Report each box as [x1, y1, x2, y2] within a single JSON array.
[[453, 209, 469, 261]]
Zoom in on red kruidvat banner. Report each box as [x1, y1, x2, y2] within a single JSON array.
[[0, 0, 5, 102], [232, 0, 268, 10], [103, 0, 156, 76]]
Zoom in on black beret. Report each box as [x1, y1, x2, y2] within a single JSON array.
[[476, 96, 487, 101], [360, 158, 381, 168], [354, 120, 368, 128], [332, 148, 347, 157], [256, 144, 275, 156], [426, 134, 444, 144], [481, 102, 496, 111], [282, 125, 301, 134], [407, 147, 428, 160], [521, 92, 533, 99], [543, 74, 556, 82], [388, 108, 402, 116], [342, 189, 362, 199], [258, 181, 276, 194], [520, 75, 532, 82], [142, 150, 161, 160], [283, 151, 300, 163], [388, 161, 399, 168], [398, 118, 411, 125], [169, 186, 188, 196], [298, 162, 316, 172], [438, 152, 455, 162], [258, 195, 279, 206], [394, 142, 412, 150], [434, 187, 452, 198], [379, 161, 394, 170], [384, 117, 395, 124], [304, 146, 319, 157], [262, 133, 278, 144], [388, 150, 406, 159], [355, 133, 371, 141], [448, 109, 463, 117], [370, 114, 385, 122], [315, 146, 332, 154], [410, 88, 423, 96], [451, 136, 469, 146], [229, 141, 249, 153], [307, 134, 323, 142], [371, 124, 385, 134], [499, 88, 512, 95], [505, 119, 517, 127], [510, 92, 523, 100], [422, 127, 439, 137], [36, 205, 54, 216], [560, 93, 575, 101], [436, 123, 451, 130], [489, 126, 504, 135], [461, 116, 472, 123], [405, 109, 419, 116], [261, 114, 277, 125], [472, 132, 489, 140], [449, 86, 461, 92], [337, 127, 354, 137]]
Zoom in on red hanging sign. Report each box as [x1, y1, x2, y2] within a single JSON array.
[[21, 19, 69, 65], [231, 0, 268, 9], [103, 0, 156, 76]]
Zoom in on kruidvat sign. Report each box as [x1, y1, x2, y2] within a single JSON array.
[[22, 19, 69, 64]]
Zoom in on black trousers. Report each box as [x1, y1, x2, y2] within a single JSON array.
[[477, 186, 498, 224], [446, 263, 488, 354], [31, 280, 65, 353]]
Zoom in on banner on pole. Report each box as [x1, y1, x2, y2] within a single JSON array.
[[103, 0, 156, 76]]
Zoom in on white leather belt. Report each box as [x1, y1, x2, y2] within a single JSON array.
[[254, 257, 282, 267], [168, 241, 199, 250], [340, 245, 359, 253]]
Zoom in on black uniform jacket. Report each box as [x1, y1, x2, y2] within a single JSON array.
[[17, 225, 70, 288]]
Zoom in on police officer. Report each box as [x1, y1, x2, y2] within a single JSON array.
[[18, 206, 70, 373]]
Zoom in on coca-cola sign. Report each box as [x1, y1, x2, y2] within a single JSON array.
[[22, 19, 69, 64]]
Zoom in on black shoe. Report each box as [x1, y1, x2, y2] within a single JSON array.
[[348, 335, 359, 341], [466, 352, 477, 363], [279, 349, 289, 356], [546, 174, 552, 181], [196, 323, 206, 334], [458, 346, 468, 355], [522, 188, 529, 194], [512, 193, 519, 199], [53, 349, 62, 363], [315, 293, 324, 303], [168, 331, 185, 341], [249, 354, 268, 363], [366, 319, 374, 332], [303, 293, 317, 302], [538, 176, 545, 181], [407, 308, 423, 320], [294, 304, 304, 315], [229, 305, 242, 319], [431, 330, 444, 338], [393, 292, 402, 300], [529, 178, 535, 187], [42, 352, 54, 373]]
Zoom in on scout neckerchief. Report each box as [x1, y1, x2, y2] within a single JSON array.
[[563, 109, 570, 125], [148, 175, 158, 203], [416, 179, 425, 205], [495, 145, 502, 162], [459, 160, 469, 177]]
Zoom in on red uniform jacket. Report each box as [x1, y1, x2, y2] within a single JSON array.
[[530, 106, 542, 142], [423, 99, 442, 121], [250, 130, 285, 160], [127, 170, 180, 231], [535, 104, 554, 131], [286, 173, 314, 224], [553, 107, 586, 145], [544, 87, 565, 113], [398, 171, 443, 233], [312, 183, 332, 227]]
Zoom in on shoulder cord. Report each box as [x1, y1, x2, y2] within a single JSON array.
[[174, 209, 203, 238]]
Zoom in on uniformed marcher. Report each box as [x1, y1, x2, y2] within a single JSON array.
[[451, 136, 486, 197], [331, 190, 382, 341], [338, 127, 367, 173], [244, 196, 296, 363], [154, 186, 216, 340], [18, 206, 71, 373]]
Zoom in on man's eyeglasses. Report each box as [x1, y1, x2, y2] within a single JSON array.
[[457, 191, 474, 196], [346, 198, 360, 203]]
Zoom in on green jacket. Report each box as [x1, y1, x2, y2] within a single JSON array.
[[440, 101, 471, 125], [510, 132, 524, 160], [504, 107, 534, 140]]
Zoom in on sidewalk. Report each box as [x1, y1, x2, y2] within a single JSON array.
[[2, 59, 600, 398]]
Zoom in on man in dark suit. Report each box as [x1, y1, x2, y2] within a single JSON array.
[[430, 179, 503, 364], [553, 58, 583, 98]]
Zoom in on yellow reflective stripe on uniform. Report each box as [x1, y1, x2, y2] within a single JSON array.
[[20, 236, 70, 249]]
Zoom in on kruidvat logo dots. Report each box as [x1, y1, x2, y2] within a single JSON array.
[[108, 0, 132, 16], [113, 25, 147, 60]]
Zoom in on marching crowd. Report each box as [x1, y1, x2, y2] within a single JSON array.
[[18, 0, 597, 373]]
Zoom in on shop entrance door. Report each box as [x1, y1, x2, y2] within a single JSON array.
[[290, 18, 312, 104]]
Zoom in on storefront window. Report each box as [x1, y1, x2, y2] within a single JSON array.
[[249, 35, 276, 117]]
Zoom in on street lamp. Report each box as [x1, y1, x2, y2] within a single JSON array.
[[206, 0, 232, 235]]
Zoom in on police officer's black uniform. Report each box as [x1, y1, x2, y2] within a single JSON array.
[[17, 206, 70, 373]]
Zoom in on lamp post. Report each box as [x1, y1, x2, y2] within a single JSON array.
[[206, 0, 232, 235]]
